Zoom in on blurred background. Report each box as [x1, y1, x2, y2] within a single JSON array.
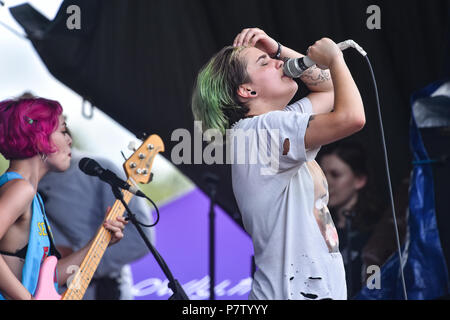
[[1, 0, 449, 300], [0, 0, 194, 206]]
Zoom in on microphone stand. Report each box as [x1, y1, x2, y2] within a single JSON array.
[[203, 172, 219, 301], [110, 185, 189, 300]]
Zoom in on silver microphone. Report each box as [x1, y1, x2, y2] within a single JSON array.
[[283, 40, 367, 78]]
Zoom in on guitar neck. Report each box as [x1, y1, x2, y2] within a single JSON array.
[[61, 184, 134, 300]]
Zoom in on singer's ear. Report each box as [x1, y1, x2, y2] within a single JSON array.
[[237, 85, 257, 99]]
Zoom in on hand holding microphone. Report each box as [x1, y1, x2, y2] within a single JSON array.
[[307, 38, 343, 69], [283, 38, 367, 78]]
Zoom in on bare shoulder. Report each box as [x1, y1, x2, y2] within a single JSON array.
[[0, 179, 35, 221], [0, 178, 35, 198]]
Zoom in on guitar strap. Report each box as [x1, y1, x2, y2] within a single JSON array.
[[36, 194, 62, 260]]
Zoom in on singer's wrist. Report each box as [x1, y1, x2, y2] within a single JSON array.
[[328, 54, 345, 70]]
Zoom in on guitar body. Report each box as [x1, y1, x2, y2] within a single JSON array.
[[34, 256, 62, 300]]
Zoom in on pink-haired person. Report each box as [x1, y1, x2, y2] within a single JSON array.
[[0, 96, 127, 300]]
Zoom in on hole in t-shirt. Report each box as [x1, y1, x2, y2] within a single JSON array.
[[283, 138, 290, 155], [300, 292, 318, 299]]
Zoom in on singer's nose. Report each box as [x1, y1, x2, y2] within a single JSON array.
[[276, 59, 284, 69]]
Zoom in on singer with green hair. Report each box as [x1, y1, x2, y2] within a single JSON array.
[[191, 28, 365, 300]]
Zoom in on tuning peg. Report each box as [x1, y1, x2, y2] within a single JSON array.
[[128, 141, 137, 152], [129, 162, 137, 168]]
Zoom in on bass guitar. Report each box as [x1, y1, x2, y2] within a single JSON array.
[[34, 134, 164, 300]]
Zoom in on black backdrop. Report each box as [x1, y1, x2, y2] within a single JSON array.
[[10, 0, 450, 228]]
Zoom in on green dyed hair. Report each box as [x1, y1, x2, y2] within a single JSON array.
[[192, 46, 251, 135]]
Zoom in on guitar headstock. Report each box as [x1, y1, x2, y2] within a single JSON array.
[[123, 134, 164, 184]]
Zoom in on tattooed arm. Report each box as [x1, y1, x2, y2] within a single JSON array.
[[278, 46, 335, 114], [304, 73, 335, 114], [280, 48, 333, 93], [301, 65, 335, 114], [300, 65, 333, 92], [304, 38, 365, 150]]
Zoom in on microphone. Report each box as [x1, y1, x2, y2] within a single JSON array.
[[79, 157, 146, 198], [283, 40, 367, 78]]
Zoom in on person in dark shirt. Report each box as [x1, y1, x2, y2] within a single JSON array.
[[318, 140, 385, 298]]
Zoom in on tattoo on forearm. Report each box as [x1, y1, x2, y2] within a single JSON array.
[[307, 115, 315, 128], [300, 66, 331, 87]]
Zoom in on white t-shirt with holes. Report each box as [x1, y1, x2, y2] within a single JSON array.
[[230, 97, 347, 300]]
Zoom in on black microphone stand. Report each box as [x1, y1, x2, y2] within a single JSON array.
[[109, 185, 189, 300], [203, 172, 219, 301]]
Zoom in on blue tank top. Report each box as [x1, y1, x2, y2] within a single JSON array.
[[0, 172, 59, 299]]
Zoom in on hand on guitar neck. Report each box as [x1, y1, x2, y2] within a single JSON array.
[[103, 206, 128, 246]]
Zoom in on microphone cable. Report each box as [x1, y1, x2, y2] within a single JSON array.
[[350, 42, 408, 300], [137, 193, 160, 228], [127, 177, 160, 228]]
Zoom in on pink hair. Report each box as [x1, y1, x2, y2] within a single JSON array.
[[0, 97, 63, 160]]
